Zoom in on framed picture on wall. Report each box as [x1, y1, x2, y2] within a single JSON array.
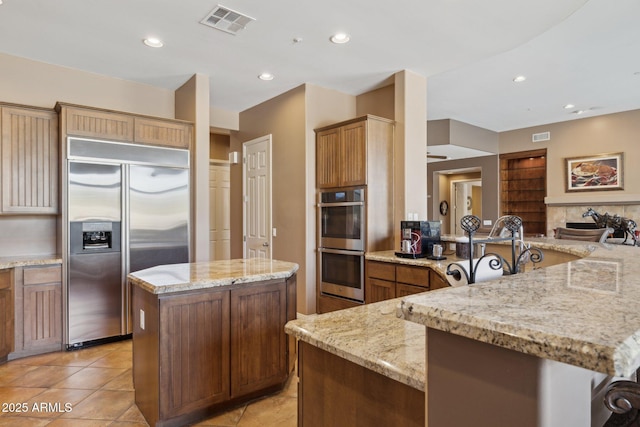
[[565, 152, 624, 192]]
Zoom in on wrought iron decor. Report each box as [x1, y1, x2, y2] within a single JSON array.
[[446, 215, 544, 284]]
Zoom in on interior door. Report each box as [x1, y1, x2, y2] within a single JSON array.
[[243, 135, 272, 259], [209, 162, 231, 260]]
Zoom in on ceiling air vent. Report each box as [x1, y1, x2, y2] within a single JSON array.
[[200, 5, 255, 35], [532, 131, 550, 143]]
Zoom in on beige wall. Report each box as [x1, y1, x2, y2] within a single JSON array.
[[395, 70, 428, 229], [428, 155, 500, 226], [356, 85, 394, 119], [210, 133, 231, 160], [0, 52, 177, 258], [500, 109, 640, 235], [499, 109, 640, 202], [230, 85, 307, 312], [305, 85, 357, 313], [175, 74, 211, 262], [0, 52, 174, 117], [230, 84, 355, 314]]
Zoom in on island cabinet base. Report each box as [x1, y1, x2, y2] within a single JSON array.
[[132, 275, 297, 427], [298, 341, 424, 427], [427, 328, 614, 427]]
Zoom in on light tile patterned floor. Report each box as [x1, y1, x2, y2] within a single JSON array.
[[0, 340, 298, 426]]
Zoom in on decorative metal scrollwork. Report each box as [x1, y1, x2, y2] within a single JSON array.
[[604, 381, 640, 414], [446, 215, 544, 284], [460, 215, 482, 234]]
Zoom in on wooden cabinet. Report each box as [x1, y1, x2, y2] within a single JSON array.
[[159, 289, 230, 419], [57, 103, 193, 149], [133, 274, 296, 427], [11, 265, 63, 358], [298, 341, 424, 427], [315, 115, 393, 189], [365, 260, 448, 304], [231, 281, 287, 397], [0, 269, 14, 363], [0, 104, 58, 214]]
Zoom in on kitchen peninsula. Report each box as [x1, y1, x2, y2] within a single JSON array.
[[286, 239, 640, 427], [129, 258, 298, 427]]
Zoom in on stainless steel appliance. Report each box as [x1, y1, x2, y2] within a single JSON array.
[[318, 188, 365, 251], [318, 248, 364, 302], [317, 188, 366, 302], [66, 138, 189, 348]]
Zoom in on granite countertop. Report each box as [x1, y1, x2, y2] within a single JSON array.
[[128, 258, 299, 294], [287, 238, 639, 390], [0, 254, 62, 269], [401, 240, 640, 377], [284, 298, 426, 391]]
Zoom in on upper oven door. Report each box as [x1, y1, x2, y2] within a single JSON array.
[[318, 188, 365, 251]]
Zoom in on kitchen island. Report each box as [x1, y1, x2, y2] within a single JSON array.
[[286, 238, 639, 426], [129, 258, 298, 427]]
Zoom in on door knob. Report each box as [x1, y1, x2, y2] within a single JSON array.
[[262, 242, 269, 247]]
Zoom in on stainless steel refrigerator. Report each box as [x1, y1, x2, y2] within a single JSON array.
[[66, 138, 189, 348]]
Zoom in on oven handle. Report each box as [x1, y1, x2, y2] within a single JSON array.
[[318, 248, 365, 256], [317, 201, 364, 208]]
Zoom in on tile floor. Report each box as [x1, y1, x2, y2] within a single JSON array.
[[0, 340, 298, 426]]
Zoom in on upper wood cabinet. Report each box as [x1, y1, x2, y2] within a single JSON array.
[[315, 115, 394, 189], [0, 105, 59, 214], [57, 103, 193, 150]]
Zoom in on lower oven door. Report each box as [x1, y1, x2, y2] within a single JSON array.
[[319, 248, 364, 302]]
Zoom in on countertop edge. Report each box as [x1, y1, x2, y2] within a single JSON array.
[[0, 256, 63, 269]]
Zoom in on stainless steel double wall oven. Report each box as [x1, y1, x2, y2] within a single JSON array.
[[317, 187, 365, 302]]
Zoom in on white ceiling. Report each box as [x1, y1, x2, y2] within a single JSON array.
[[0, 0, 639, 134]]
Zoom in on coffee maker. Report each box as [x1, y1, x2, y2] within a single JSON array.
[[397, 221, 441, 258]]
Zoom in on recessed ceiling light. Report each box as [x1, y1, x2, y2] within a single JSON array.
[[512, 75, 527, 83], [330, 33, 350, 44], [573, 110, 586, 115], [258, 72, 274, 81], [563, 104, 575, 109], [143, 37, 164, 48]]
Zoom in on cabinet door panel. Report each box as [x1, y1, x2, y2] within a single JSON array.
[[1, 107, 58, 213], [159, 290, 230, 417], [134, 117, 192, 149], [63, 106, 134, 141], [340, 121, 367, 187], [231, 281, 287, 397], [365, 278, 395, 304], [316, 128, 341, 188], [23, 283, 62, 349]]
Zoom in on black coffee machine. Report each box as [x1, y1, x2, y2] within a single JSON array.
[[396, 220, 441, 258]]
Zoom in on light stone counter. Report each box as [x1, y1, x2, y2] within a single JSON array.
[[128, 258, 299, 294], [401, 239, 640, 377], [0, 254, 62, 269], [286, 238, 638, 395], [285, 298, 426, 391]]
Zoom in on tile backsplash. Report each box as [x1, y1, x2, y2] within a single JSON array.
[[547, 204, 640, 237]]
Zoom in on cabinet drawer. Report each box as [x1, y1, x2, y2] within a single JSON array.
[[0, 269, 11, 290], [396, 265, 429, 287], [367, 261, 395, 281], [23, 266, 61, 286]]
